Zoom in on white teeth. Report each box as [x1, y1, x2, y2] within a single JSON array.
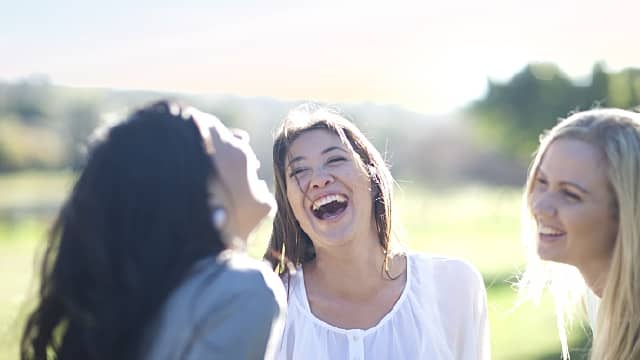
[[539, 225, 564, 236], [312, 194, 347, 210]]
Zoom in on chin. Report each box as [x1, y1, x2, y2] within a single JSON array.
[[318, 231, 353, 245], [311, 228, 355, 248], [537, 248, 568, 265]]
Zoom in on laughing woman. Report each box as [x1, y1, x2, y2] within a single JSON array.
[[21, 101, 285, 360], [265, 103, 490, 360], [518, 109, 640, 360]]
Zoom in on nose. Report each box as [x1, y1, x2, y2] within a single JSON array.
[[309, 169, 334, 189], [530, 192, 557, 219]]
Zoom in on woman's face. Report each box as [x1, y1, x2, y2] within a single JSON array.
[[529, 138, 617, 269], [284, 129, 375, 249], [190, 108, 276, 241]]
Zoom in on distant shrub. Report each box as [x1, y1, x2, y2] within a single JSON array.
[[0, 116, 65, 171]]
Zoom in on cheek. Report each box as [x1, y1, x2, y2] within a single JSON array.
[[563, 204, 591, 228], [569, 206, 617, 250], [286, 192, 315, 234], [340, 163, 368, 184], [596, 210, 618, 250], [527, 189, 540, 214], [286, 185, 306, 218], [353, 172, 374, 197]]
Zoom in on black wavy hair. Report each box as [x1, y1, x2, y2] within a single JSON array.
[[21, 100, 225, 360]]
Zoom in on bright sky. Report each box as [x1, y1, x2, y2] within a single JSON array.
[[2, 0, 639, 114]]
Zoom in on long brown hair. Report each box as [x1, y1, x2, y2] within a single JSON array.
[[264, 103, 395, 275]]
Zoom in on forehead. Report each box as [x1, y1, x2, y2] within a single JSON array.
[[287, 128, 347, 157], [539, 138, 608, 189]]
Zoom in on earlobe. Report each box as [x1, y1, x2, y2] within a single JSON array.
[[211, 207, 227, 229]]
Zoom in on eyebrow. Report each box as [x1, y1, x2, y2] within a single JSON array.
[[537, 170, 590, 194], [287, 146, 348, 167]]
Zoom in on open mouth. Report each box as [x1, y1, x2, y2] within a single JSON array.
[[311, 194, 348, 220], [538, 224, 565, 241]]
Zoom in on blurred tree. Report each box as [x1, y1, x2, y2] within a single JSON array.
[[2, 75, 53, 124], [0, 116, 65, 171], [468, 62, 640, 163], [584, 62, 609, 107], [62, 101, 103, 169], [608, 68, 640, 109], [469, 63, 575, 161]]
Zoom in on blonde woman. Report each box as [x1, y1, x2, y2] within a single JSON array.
[[518, 108, 640, 359]]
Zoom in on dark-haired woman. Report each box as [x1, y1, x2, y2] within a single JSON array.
[[21, 101, 285, 360], [265, 104, 490, 360]]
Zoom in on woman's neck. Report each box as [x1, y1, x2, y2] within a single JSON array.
[[304, 237, 391, 300], [302, 233, 408, 330], [578, 257, 611, 298]]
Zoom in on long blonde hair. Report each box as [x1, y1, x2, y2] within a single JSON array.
[[518, 108, 640, 359]]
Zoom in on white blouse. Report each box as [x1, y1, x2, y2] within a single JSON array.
[[277, 253, 490, 360], [585, 288, 600, 337]]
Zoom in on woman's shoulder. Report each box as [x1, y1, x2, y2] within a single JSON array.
[[141, 252, 286, 359], [408, 252, 484, 290], [209, 250, 286, 300], [165, 251, 285, 316]]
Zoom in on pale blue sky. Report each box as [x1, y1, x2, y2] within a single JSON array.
[[2, 0, 639, 114]]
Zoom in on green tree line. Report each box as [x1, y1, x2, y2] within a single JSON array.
[[0, 76, 103, 171], [0, 77, 240, 172], [3, 64, 639, 185], [468, 62, 640, 161]]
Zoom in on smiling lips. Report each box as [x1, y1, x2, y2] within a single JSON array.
[[538, 224, 566, 241], [311, 194, 348, 220]]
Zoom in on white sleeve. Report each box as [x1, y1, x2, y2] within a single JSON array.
[[431, 257, 491, 360], [473, 273, 491, 360], [453, 262, 490, 360], [585, 288, 600, 337]]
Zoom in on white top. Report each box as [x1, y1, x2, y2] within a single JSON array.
[[585, 288, 600, 337], [277, 253, 490, 360]]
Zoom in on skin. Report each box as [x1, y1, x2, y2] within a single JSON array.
[[286, 129, 375, 249], [190, 108, 276, 241], [285, 129, 406, 329], [530, 138, 618, 296]]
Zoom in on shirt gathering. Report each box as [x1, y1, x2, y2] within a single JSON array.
[[277, 253, 490, 360]]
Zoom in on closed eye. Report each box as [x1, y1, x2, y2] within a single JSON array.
[[327, 156, 347, 164], [562, 189, 581, 201], [289, 168, 309, 178], [535, 176, 548, 186]]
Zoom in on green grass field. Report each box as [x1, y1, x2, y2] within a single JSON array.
[[0, 172, 591, 359]]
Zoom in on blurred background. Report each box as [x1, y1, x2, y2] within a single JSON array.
[[2, 1, 640, 358]]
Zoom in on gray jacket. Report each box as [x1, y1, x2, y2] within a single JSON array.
[[141, 251, 286, 360]]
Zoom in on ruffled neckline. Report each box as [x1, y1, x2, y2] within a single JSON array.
[[292, 254, 412, 335]]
